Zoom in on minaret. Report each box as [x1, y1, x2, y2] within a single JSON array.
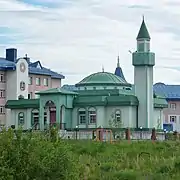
[[115, 55, 127, 82], [132, 17, 155, 128]]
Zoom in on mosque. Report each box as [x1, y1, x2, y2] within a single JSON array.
[[5, 18, 168, 131]]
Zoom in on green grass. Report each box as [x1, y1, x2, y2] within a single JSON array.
[[69, 140, 180, 180], [1, 128, 180, 180]]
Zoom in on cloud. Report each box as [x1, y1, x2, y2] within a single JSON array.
[[0, 0, 180, 85]]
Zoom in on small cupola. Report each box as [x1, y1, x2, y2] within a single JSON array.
[[114, 56, 127, 82]]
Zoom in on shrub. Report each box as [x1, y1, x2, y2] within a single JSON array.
[[0, 128, 79, 180]]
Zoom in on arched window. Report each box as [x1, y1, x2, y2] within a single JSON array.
[[18, 112, 25, 125], [115, 110, 121, 122], [78, 108, 86, 124], [18, 95, 24, 99], [88, 107, 96, 124], [20, 81, 25, 91], [31, 109, 39, 127]]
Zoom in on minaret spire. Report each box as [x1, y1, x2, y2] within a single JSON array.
[[117, 55, 120, 67], [136, 16, 151, 52], [136, 16, 150, 40]]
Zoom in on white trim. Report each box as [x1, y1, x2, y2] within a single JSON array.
[[168, 115, 178, 123]]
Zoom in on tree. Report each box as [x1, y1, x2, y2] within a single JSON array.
[[108, 111, 123, 139]]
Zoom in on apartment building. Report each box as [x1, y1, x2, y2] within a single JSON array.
[[153, 83, 180, 131], [0, 48, 64, 125]]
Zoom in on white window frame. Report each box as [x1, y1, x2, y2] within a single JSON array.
[[170, 103, 176, 110], [169, 115, 177, 123], [0, 74, 5, 82], [36, 77, 41, 86], [29, 77, 33, 85], [115, 110, 121, 122], [0, 106, 5, 114], [43, 78, 48, 86], [18, 112, 25, 125], [0, 90, 5, 98], [88, 109, 96, 124], [78, 109, 86, 124], [35, 91, 40, 99]]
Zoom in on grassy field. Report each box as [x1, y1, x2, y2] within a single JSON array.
[[70, 140, 180, 180], [0, 129, 180, 180]]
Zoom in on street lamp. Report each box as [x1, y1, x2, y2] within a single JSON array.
[[139, 126, 143, 140], [164, 128, 167, 140], [75, 125, 79, 140]]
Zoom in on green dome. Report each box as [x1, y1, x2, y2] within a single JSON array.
[[75, 72, 131, 87]]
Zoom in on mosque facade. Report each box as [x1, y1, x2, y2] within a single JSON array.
[[5, 18, 168, 131]]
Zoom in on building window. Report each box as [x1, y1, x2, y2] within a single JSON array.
[[36, 77, 41, 86], [78, 109, 86, 124], [0, 90, 5, 98], [93, 87, 96, 90], [0, 74, 5, 82], [104, 87, 107, 90], [35, 91, 40, 99], [84, 87, 87, 90], [88, 108, 96, 124], [29, 77, 33, 85], [20, 81, 26, 91], [170, 116, 177, 123], [31, 109, 39, 130], [43, 78, 48, 86], [18, 112, 25, 125], [0, 106, 5, 114], [18, 95, 24, 99], [114, 87, 117, 89], [115, 110, 121, 122], [28, 92, 33, 99], [170, 103, 176, 110]]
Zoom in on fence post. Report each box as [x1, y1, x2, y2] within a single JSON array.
[[151, 128, 156, 142], [125, 128, 130, 141], [173, 131, 178, 141]]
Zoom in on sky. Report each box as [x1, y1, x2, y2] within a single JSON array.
[[0, 0, 180, 85]]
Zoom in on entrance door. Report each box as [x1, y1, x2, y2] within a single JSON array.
[[50, 111, 56, 125]]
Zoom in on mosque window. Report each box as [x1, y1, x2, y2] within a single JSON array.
[[115, 110, 121, 122], [88, 107, 96, 124], [78, 109, 86, 124], [18, 112, 25, 125]]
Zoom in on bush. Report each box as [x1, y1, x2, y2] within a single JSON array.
[[0, 128, 79, 180], [1, 129, 180, 179]]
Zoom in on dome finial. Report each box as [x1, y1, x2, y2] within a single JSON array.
[[142, 14, 144, 21], [117, 55, 120, 67], [102, 65, 104, 72]]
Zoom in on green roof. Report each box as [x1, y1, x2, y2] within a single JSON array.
[[75, 72, 131, 87], [136, 18, 150, 40], [5, 99, 39, 109], [37, 87, 78, 95], [73, 94, 139, 106], [75, 89, 133, 96], [154, 97, 168, 108]]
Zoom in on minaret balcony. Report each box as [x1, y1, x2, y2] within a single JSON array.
[[132, 52, 155, 66]]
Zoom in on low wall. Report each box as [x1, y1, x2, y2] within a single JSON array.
[[59, 130, 165, 141]]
